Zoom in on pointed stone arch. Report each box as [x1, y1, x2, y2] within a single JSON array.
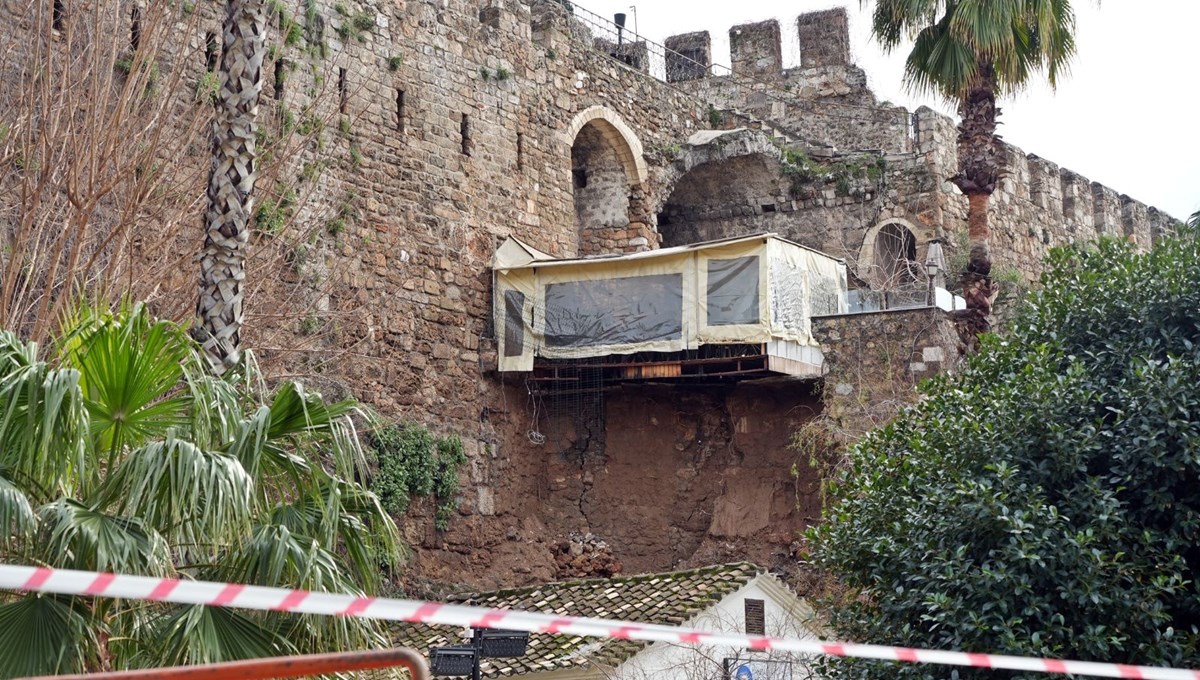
[[563, 105, 648, 186]]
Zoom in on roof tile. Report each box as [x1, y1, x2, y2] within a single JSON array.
[[392, 562, 762, 677]]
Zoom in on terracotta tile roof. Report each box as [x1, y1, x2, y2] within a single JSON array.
[[391, 562, 764, 677]]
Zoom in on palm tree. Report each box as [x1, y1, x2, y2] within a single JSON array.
[[866, 0, 1079, 333], [0, 302, 401, 676], [196, 0, 269, 374]]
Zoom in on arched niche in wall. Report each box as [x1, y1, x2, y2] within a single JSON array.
[[656, 153, 785, 247], [563, 106, 648, 253], [859, 218, 923, 289]]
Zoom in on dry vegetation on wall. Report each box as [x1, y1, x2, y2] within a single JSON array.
[[0, 0, 211, 340], [0, 0, 369, 382]]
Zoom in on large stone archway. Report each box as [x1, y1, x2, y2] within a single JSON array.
[[654, 129, 785, 247]]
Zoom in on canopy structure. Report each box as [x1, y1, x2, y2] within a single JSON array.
[[492, 233, 848, 379]]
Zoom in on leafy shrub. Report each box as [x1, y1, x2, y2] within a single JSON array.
[[368, 424, 467, 530], [810, 227, 1200, 677]]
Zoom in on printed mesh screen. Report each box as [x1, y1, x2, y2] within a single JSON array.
[[707, 257, 760, 326], [503, 290, 525, 357], [544, 274, 683, 348]]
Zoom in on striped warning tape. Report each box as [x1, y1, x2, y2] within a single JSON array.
[[2, 564, 1197, 680]]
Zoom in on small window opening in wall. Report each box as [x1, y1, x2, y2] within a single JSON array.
[[572, 168, 587, 189], [395, 89, 405, 132], [460, 113, 471, 156], [52, 0, 65, 32], [338, 67, 347, 113], [516, 132, 524, 170], [273, 59, 285, 100], [205, 32, 219, 70], [130, 5, 141, 51], [744, 599, 766, 636], [761, 203, 776, 213]]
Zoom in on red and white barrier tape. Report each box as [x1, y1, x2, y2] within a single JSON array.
[[2, 564, 1197, 679]]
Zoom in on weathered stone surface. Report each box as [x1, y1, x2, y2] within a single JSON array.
[[2, 0, 1180, 592]]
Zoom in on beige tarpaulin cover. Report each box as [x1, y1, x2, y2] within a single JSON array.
[[493, 233, 847, 372]]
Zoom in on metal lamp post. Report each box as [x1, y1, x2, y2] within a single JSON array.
[[924, 238, 944, 306]]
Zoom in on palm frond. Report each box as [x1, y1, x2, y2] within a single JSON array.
[[99, 436, 253, 551], [184, 371, 245, 452], [879, 0, 1080, 99], [131, 603, 294, 668], [0, 594, 99, 677], [212, 523, 390, 653], [0, 332, 88, 496], [66, 304, 193, 458], [0, 471, 37, 547], [37, 498, 172, 575], [267, 475, 404, 589], [265, 381, 371, 483]]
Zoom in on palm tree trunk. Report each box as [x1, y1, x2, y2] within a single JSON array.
[[196, 0, 267, 374], [954, 61, 1002, 335]]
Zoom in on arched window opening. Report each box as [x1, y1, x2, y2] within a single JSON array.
[[874, 222, 920, 288]]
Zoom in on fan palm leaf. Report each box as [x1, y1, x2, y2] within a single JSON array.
[[1, 304, 404, 672], [37, 498, 171, 576], [0, 594, 100, 677], [212, 522, 389, 653], [0, 472, 37, 548], [131, 603, 295, 667], [0, 333, 87, 494], [64, 304, 193, 461], [99, 436, 253, 553]]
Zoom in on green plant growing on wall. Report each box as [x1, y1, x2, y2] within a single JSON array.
[[278, 104, 296, 134], [495, 66, 511, 81], [835, 176, 852, 197], [252, 185, 297, 235], [299, 159, 327, 183], [299, 311, 321, 335], [387, 55, 403, 71], [706, 104, 722, 128], [479, 67, 491, 81], [333, 4, 375, 43], [348, 144, 363, 168], [337, 116, 352, 136], [368, 423, 468, 531], [194, 70, 219, 104], [284, 19, 304, 47], [546, 48, 558, 60]]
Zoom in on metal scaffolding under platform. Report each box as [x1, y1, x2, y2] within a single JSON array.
[[525, 343, 814, 396]]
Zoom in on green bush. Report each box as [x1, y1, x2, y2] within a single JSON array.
[[368, 424, 467, 530], [810, 227, 1200, 677]]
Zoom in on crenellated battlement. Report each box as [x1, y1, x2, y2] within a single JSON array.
[[663, 8, 853, 82]]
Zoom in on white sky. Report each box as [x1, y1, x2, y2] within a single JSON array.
[[577, 0, 1200, 220]]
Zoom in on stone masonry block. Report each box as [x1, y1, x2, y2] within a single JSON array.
[[664, 31, 710, 83], [730, 20, 782, 81], [797, 8, 850, 68], [1121, 195, 1151, 249], [1091, 182, 1122, 237]]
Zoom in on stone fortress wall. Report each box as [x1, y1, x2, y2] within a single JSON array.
[[1, 0, 1181, 587], [648, 14, 1178, 286]]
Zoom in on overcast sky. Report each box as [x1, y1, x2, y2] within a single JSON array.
[[577, 0, 1200, 220]]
